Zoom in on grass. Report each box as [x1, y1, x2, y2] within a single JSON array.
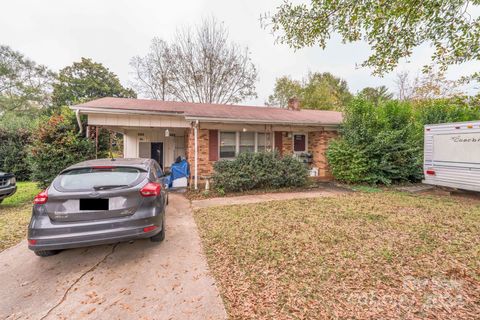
[[1, 181, 40, 207], [0, 182, 40, 251], [194, 191, 480, 319]]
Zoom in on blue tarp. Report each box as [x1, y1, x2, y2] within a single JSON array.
[[168, 159, 190, 187]]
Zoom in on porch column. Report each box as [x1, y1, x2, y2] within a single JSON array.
[[194, 120, 199, 190]]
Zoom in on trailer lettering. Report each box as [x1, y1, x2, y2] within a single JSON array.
[[451, 135, 480, 143]]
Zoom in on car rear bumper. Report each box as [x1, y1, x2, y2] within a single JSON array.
[[0, 185, 17, 199], [28, 213, 164, 251]]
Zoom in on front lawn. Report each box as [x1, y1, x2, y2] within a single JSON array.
[[195, 192, 480, 319], [0, 182, 40, 251]]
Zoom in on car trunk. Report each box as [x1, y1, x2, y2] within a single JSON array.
[[45, 188, 144, 222], [47, 166, 148, 222]]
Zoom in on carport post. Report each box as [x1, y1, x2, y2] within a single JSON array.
[[194, 120, 198, 190]]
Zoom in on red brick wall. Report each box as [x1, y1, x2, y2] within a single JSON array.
[[308, 131, 338, 179], [186, 128, 339, 186], [185, 128, 215, 185], [282, 133, 293, 155]]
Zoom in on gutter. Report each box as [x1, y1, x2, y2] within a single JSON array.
[[70, 106, 185, 117], [184, 116, 341, 127]]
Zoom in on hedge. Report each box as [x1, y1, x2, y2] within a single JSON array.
[[212, 151, 308, 193]]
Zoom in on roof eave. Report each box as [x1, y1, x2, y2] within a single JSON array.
[[71, 106, 341, 127], [71, 106, 185, 117], [184, 116, 341, 127]]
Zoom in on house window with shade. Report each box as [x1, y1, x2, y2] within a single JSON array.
[[239, 132, 255, 153], [219, 132, 236, 158], [257, 133, 271, 151]]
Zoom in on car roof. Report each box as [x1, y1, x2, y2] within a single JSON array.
[[62, 158, 153, 172]]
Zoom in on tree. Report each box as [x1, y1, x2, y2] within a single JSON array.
[[395, 70, 463, 101], [267, 72, 351, 110], [0, 45, 54, 114], [302, 72, 352, 110], [266, 1, 480, 75], [131, 17, 258, 104], [28, 107, 95, 187], [130, 38, 174, 100], [266, 76, 302, 107], [52, 57, 136, 106], [395, 71, 413, 101], [358, 86, 393, 106]]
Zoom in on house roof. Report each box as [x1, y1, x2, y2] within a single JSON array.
[[72, 97, 343, 126]]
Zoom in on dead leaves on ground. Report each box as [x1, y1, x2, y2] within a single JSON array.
[[195, 192, 480, 319]]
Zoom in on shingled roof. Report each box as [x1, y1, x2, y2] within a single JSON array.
[[72, 97, 343, 126]]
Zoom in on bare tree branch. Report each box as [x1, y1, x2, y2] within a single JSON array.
[[130, 17, 258, 104]]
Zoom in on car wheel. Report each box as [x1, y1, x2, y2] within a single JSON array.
[[34, 250, 59, 257], [150, 219, 165, 242]]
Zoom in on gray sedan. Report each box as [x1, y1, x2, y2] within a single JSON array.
[[28, 158, 168, 257]]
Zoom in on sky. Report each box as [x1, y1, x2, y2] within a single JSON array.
[[1, 0, 479, 105]]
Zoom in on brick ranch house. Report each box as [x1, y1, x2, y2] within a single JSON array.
[[71, 97, 342, 189]]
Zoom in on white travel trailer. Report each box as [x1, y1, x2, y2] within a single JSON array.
[[423, 121, 480, 192]]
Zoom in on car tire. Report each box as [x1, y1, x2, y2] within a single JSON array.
[[34, 250, 59, 257], [150, 219, 165, 242]]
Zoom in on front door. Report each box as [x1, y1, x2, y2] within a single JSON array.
[[151, 142, 164, 169]]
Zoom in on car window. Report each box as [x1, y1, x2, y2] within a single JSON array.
[[54, 167, 146, 191], [154, 163, 163, 178]]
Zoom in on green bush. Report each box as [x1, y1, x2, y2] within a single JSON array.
[[327, 99, 423, 184], [28, 107, 95, 188], [327, 98, 480, 185], [0, 128, 32, 180], [212, 151, 308, 192]]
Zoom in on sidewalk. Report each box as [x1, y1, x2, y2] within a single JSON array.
[[191, 188, 346, 209]]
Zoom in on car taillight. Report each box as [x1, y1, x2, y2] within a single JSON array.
[[34, 189, 48, 204], [426, 170, 436, 176], [140, 182, 161, 197], [143, 226, 158, 233], [28, 239, 37, 245]]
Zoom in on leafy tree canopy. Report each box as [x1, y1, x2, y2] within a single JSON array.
[[358, 86, 393, 106], [267, 1, 480, 75], [0, 45, 54, 114], [266, 76, 302, 107], [52, 57, 136, 106], [267, 72, 352, 110]]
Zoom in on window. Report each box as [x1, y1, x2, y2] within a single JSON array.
[[240, 132, 255, 153], [294, 134, 306, 152], [55, 167, 145, 191], [220, 132, 236, 158], [219, 131, 273, 158], [257, 133, 271, 151]]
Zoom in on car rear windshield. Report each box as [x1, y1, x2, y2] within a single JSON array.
[[55, 167, 145, 191]]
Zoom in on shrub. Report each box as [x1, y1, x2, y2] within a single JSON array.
[[326, 140, 371, 183], [212, 151, 308, 192], [327, 99, 423, 184], [28, 107, 95, 188], [327, 97, 480, 185], [0, 128, 33, 180]]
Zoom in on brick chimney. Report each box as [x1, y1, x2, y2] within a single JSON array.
[[287, 97, 300, 111]]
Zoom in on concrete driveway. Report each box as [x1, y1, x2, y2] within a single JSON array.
[[0, 193, 226, 320]]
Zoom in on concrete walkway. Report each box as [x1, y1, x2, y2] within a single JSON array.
[[191, 188, 345, 209], [0, 193, 226, 320]]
